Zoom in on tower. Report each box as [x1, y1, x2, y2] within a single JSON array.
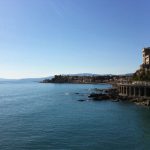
[[142, 47, 150, 65]]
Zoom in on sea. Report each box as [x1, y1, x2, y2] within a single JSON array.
[[0, 81, 150, 150]]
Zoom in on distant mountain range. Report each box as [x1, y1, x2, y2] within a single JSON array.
[[61, 73, 101, 76], [62, 73, 133, 77], [0, 73, 133, 83]]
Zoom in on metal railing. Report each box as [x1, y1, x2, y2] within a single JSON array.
[[117, 81, 150, 86]]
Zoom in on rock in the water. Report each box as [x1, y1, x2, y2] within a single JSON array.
[[146, 100, 150, 106], [78, 99, 86, 102], [88, 93, 111, 101], [75, 93, 80, 94], [111, 100, 119, 102]]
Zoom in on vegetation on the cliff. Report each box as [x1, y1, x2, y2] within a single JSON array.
[[132, 69, 150, 81]]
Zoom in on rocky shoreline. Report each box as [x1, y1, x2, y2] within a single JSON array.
[[88, 88, 150, 107]]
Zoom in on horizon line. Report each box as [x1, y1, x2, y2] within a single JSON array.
[[0, 72, 133, 80]]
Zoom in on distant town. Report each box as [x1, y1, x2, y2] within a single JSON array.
[[42, 74, 132, 84]]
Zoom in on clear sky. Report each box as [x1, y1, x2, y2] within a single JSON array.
[[0, 0, 150, 79]]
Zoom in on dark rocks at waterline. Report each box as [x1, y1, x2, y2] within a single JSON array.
[[88, 93, 119, 101], [117, 96, 150, 106], [93, 94, 110, 101], [135, 100, 150, 106], [88, 93, 101, 98], [75, 93, 80, 94], [145, 100, 150, 106], [88, 93, 150, 107], [88, 87, 150, 107], [130, 99, 150, 106]]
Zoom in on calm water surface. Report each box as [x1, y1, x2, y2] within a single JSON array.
[[0, 82, 150, 150]]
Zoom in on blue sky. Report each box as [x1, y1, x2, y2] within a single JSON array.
[[0, 0, 150, 78]]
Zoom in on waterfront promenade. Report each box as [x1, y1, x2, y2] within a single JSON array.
[[118, 81, 150, 98]]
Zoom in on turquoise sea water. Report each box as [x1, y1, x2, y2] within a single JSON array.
[[0, 82, 150, 150]]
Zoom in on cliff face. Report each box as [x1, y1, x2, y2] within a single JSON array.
[[132, 66, 150, 81], [133, 48, 150, 81]]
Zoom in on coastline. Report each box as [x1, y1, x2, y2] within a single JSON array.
[[42, 80, 150, 107], [41, 72, 150, 107], [88, 87, 150, 107]]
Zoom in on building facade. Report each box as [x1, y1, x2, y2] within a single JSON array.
[[142, 47, 150, 65], [118, 47, 150, 98]]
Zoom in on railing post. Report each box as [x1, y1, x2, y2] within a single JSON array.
[[144, 87, 147, 97]]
